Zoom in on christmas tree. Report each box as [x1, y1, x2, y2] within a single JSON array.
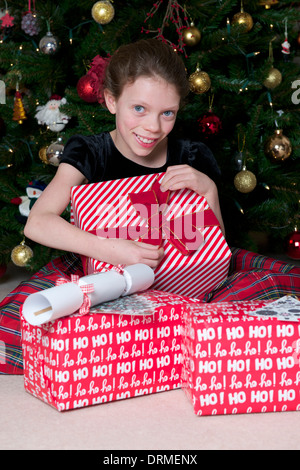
[[0, 0, 299, 272]]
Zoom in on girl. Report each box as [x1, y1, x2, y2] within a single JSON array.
[[2, 39, 299, 376], [24, 38, 224, 266]]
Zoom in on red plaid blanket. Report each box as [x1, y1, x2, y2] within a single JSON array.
[[1, 248, 299, 374], [202, 248, 300, 302]]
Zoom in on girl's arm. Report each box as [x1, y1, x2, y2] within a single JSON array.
[[160, 164, 225, 236], [24, 163, 164, 268]]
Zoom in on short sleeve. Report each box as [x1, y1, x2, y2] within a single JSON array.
[[187, 141, 221, 185], [60, 134, 105, 182], [169, 138, 221, 186]]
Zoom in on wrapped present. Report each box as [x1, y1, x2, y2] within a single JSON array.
[[21, 290, 197, 411], [70, 173, 231, 298], [181, 298, 300, 416]]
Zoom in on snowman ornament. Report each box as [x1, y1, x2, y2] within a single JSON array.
[[35, 94, 70, 132], [11, 180, 46, 222]]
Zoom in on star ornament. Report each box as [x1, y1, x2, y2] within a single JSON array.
[[1, 11, 15, 28]]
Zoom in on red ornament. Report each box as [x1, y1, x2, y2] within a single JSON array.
[[76, 74, 98, 103], [76, 55, 110, 104], [0, 12, 15, 28], [88, 55, 110, 105], [198, 110, 222, 139], [287, 230, 300, 260]]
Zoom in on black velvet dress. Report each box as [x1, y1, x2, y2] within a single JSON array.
[[59, 131, 221, 184]]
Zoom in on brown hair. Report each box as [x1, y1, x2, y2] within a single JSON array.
[[103, 38, 189, 106]]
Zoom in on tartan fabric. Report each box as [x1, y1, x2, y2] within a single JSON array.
[[0, 248, 300, 374], [229, 247, 299, 275], [199, 247, 300, 302]]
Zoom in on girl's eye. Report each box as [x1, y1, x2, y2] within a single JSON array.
[[134, 105, 145, 113], [163, 110, 174, 117]]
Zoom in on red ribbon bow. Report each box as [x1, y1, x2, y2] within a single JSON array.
[[128, 178, 220, 256], [56, 275, 94, 315]]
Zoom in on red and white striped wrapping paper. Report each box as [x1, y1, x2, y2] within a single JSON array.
[[70, 173, 231, 298]]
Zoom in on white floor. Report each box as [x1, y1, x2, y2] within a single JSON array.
[[2, 374, 300, 451], [1, 261, 300, 451]]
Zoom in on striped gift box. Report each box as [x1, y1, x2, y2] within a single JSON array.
[[70, 173, 231, 298]]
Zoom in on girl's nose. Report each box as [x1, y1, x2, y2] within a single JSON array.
[[144, 114, 161, 133]]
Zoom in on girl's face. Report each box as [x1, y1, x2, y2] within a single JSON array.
[[104, 75, 180, 166]]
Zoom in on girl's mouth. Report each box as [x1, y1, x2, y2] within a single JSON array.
[[135, 133, 158, 148]]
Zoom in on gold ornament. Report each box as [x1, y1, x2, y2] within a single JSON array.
[[234, 165, 257, 193], [263, 39, 282, 89], [263, 67, 282, 89], [232, 2, 253, 33], [258, 0, 279, 9], [91, 1, 115, 25], [264, 129, 292, 161], [13, 91, 27, 124], [232, 11, 253, 32], [189, 68, 211, 94], [182, 23, 201, 47], [11, 240, 33, 267], [38, 146, 48, 164]]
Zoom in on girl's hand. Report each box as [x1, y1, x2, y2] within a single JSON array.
[[97, 238, 164, 269], [160, 164, 213, 196], [160, 164, 225, 236]]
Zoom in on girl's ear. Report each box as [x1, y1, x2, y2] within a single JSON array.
[[103, 89, 117, 114]]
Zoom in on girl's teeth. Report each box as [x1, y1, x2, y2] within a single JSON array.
[[137, 135, 154, 143]]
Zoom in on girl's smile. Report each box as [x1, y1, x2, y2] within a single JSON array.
[[134, 133, 158, 148], [104, 75, 180, 167]]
